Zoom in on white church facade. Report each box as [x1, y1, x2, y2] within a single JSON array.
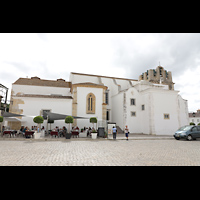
[[8, 66, 189, 135]]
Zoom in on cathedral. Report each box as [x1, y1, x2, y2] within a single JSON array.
[[8, 66, 189, 135]]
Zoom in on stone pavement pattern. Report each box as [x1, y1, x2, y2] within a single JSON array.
[[1, 139, 200, 166]]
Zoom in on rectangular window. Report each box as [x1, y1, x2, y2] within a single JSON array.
[[164, 114, 170, 119], [106, 110, 109, 121], [131, 111, 136, 117], [142, 104, 145, 110], [88, 98, 90, 110], [130, 98, 135, 105], [105, 92, 109, 104]]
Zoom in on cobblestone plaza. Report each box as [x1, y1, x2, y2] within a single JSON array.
[[1, 138, 200, 166]]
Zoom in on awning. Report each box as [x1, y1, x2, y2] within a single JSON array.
[[2, 112, 24, 117], [4, 117, 25, 122], [44, 111, 89, 120]]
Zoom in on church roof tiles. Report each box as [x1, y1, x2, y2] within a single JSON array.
[[13, 77, 71, 88]]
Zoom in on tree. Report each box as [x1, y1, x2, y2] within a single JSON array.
[[33, 116, 44, 132], [90, 117, 97, 130], [65, 116, 74, 133], [0, 116, 3, 123]]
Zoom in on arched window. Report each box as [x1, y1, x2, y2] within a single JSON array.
[[86, 93, 95, 114]]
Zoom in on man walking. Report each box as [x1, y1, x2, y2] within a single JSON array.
[[112, 126, 117, 140]]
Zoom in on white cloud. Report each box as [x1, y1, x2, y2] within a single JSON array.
[[174, 66, 200, 112]]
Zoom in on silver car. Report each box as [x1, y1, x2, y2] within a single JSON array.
[[174, 125, 200, 141]]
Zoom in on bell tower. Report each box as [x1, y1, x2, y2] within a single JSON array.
[[139, 65, 174, 90]]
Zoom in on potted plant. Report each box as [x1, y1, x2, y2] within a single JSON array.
[[90, 117, 97, 129], [90, 117, 98, 139], [33, 116, 44, 139], [65, 116, 73, 139], [91, 129, 97, 139]]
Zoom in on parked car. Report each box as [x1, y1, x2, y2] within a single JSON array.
[[174, 125, 200, 141]]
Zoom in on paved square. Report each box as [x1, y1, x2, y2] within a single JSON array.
[[1, 139, 200, 166]]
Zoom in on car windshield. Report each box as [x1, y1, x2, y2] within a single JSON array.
[[177, 126, 193, 131]]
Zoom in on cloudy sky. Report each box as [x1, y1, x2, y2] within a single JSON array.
[[0, 33, 199, 112]]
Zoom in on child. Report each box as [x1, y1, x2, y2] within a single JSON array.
[[125, 125, 129, 140]]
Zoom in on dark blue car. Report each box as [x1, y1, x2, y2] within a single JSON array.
[[174, 125, 200, 141]]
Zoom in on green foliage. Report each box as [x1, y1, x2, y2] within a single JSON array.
[[90, 117, 97, 123], [190, 122, 195, 125], [0, 116, 3, 123], [92, 129, 97, 133], [65, 116, 74, 124], [33, 116, 44, 124]]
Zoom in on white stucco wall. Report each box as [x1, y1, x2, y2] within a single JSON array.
[[151, 90, 179, 135], [126, 87, 142, 133], [145, 89, 189, 135], [70, 74, 100, 85], [177, 95, 189, 127], [111, 84, 189, 135], [12, 84, 71, 96], [112, 92, 123, 129], [76, 87, 104, 129], [16, 97, 72, 129]]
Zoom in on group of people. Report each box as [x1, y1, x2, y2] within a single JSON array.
[[50, 126, 68, 137], [112, 125, 129, 140], [3, 124, 130, 139]]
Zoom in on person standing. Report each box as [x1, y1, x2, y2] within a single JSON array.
[[125, 125, 129, 140], [112, 126, 117, 140]]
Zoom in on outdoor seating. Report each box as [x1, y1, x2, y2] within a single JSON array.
[[50, 131, 59, 138], [3, 130, 12, 137], [1, 127, 89, 139], [2, 130, 18, 138], [71, 130, 79, 138], [59, 130, 67, 137], [25, 131, 34, 138]]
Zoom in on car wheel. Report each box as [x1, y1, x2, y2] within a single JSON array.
[[187, 135, 193, 141], [175, 137, 180, 140]]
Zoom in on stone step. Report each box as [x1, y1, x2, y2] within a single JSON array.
[[116, 126, 123, 134]]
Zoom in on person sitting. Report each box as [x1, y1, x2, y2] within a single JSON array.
[[62, 126, 67, 137], [17, 126, 24, 137], [23, 126, 29, 138]]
